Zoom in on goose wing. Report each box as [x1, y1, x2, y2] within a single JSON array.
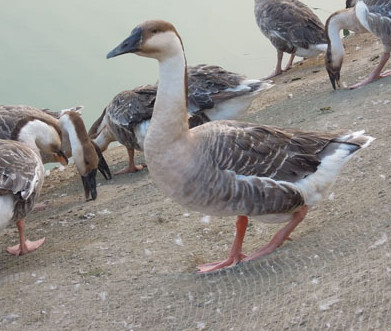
[[187, 65, 246, 113], [198, 121, 340, 183], [0, 105, 60, 140], [255, 0, 326, 52], [0, 140, 43, 200], [106, 86, 156, 130]]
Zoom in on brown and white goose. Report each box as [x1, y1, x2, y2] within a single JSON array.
[[254, 0, 328, 79], [0, 105, 110, 200], [107, 20, 374, 273], [57, 110, 110, 200], [326, 0, 391, 89], [42, 107, 112, 183], [0, 105, 68, 165], [89, 65, 272, 175], [0, 140, 45, 255]]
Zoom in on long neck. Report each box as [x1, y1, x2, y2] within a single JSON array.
[[18, 121, 48, 156], [326, 9, 366, 65], [60, 117, 83, 157], [93, 126, 115, 152], [144, 44, 189, 156]]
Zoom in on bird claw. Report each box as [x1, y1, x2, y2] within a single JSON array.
[[196, 253, 247, 273], [7, 238, 45, 256]]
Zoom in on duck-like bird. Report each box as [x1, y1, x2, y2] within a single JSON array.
[[107, 20, 374, 273], [254, 0, 328, 79], [58, 110, 109, 200], [0, 105, 111, 200], [0, 140, 46, 255], [89, 65, 272, 175], [326, 0, 391, 89]]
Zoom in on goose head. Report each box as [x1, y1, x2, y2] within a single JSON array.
[[59, 111, 104, 200], [325, 48, 342, 90], [325, 12, 347, 90], [107, 20, 182, 61]]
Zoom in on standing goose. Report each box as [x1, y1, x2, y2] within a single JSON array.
[[89, 66, 272, 175], [326, 0, 391, 89], [0, 105, 111, 200], [107, 20, 374, 273], [1, 140, 45, 255], [254, 0, 328, 79]]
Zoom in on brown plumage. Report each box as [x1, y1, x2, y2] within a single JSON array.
[[0, 139, 45, 255], [254, 0, 328, 78], [106, 20, 374, 273], [326, 0, 391, 89], [89, 66, 272, 175]]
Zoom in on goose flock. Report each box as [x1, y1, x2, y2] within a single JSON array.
[[1, 0, 387, 273]]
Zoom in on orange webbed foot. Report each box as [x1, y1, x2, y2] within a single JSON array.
[[197, 252, 247, 273], [114, 163, 147, 175], [7, 238, 46, 256]]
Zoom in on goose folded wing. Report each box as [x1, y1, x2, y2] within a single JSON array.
[[108, 87, 156, 130], [0, 144, 40, 200], [205, 121, 336, 183], [259, 2, 326, 50]]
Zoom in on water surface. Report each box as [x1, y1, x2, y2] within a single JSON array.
[[0, 0, 344, 128]]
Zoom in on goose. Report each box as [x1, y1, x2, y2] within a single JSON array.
[[0, 139, 46, 255], [58, 110, 110, 200], [254, 0, 328, 79], [106, 20, 374, 273], [42, 107, 112, 183], [326, 0, 391, 89], [0, 105, 68, 166], [89, 65, 272, 175], [0, 105, 110, 200]]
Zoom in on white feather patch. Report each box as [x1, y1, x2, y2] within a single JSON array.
[[0, 195, 15, 230]]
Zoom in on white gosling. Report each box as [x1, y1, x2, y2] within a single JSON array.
[[326, 0, 391, 89], [106, 20, 374, 273], [89, 65, 272, 175], [254, 0, 328, 79]]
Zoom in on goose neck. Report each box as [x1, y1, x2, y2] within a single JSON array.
[[326, 9, 363, 65], [145, 52, 189, 151]]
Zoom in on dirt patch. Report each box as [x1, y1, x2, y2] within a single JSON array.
[[1, 32, 390, 330]]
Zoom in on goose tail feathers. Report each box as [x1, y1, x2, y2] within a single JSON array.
[[336, 130, 375, 151]]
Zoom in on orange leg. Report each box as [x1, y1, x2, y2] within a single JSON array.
[[350, 52, 391, 89], [197, 216, 248, 273], [243, 206, 308, 262], [7, 219, 45, 256], [114, 148, 147, 175]]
